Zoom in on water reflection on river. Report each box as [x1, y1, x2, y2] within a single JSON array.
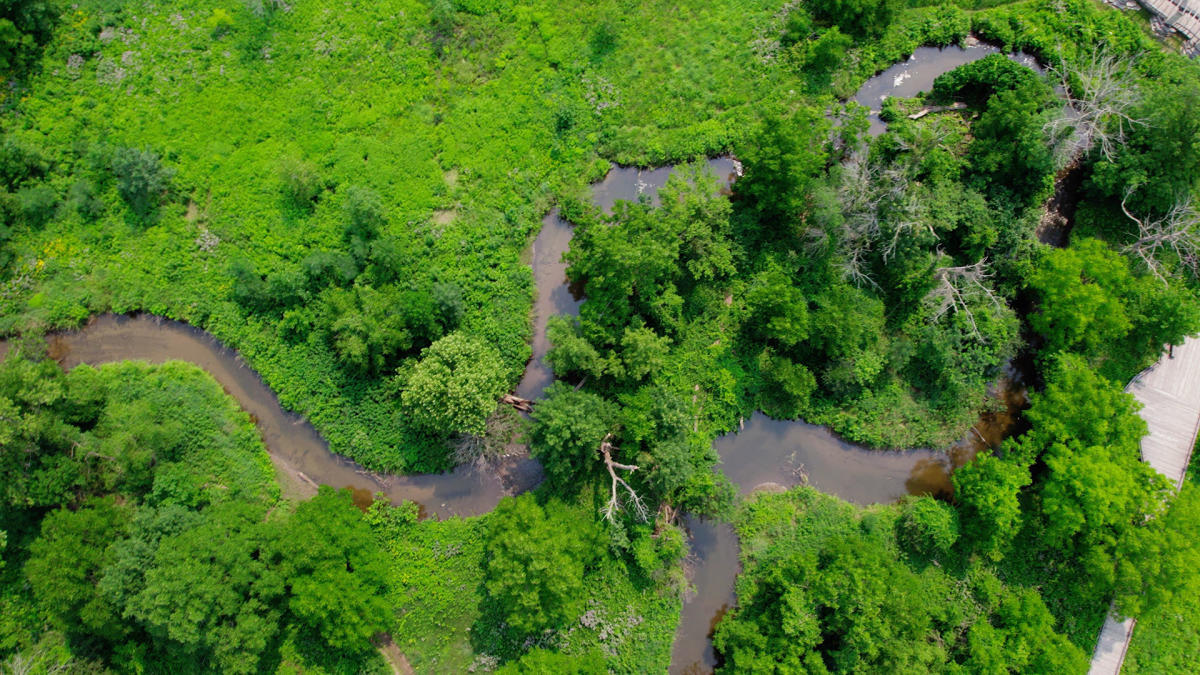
[[853, 43, 1041, 135]]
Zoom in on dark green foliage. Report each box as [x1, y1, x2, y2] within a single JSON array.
[[932, 53, 1052, 107], [67, 179, 103, 220], [0, 0, 56, 79], [483, 495, 601, 635], [809, 0, 900, 39], [967, 88, 1053, 203], [735, 108, 830, 230], [342, 186, 386, 262], [270, 487, 391, 652], [754, 349, 816, 420], [1091, 78, 1200, 215], [110, 147, 174, 217], [26, 498, 130, 641], [15, 183, 56, 228], [745, 265, 808, 349], [530, 382, 618, 490], [127, 501, 283, 674], [896, 495, 959, 557], [0, 358, 386, 670], [716, 489, 1086, 673]]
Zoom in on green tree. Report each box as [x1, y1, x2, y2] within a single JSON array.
[[401, 332, 509, 436], [1027, 238, 1134, 358], [1091, 76, 1200, 215], [932, 54, 1052, 107], [271, 487, 390, 651], [967, 87, 1053, 203], [0, 355, 83, 507], [1039, 441, 1167, 549], [111, 147, 175, 217], [715, 530, 943, 672], [809, 0, 900, 38], [896, 495, 959, 557], [1115, 484, 1200, 618], [953, 453, 1031, 560], [545, 316, 603, 379], [128, 501, 284, 674], [735, 107, 830, 230], [342, 185, 386, 261], [530, 382, 618, 489], [746, 264, 809, 349], [1017, 354, 1145, 460], [26, 498, 131, 641], [484, 495, 600, 635], [279, 157, 322, 209]]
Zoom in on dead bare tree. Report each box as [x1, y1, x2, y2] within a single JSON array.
[[926, 257, 1003, 339], [836, 151, 933, 286], [1045, 47, 1147, 169], [598, 433, 649, 523], [1121, 187, 1200, 283], [453, 405, 525, 470]]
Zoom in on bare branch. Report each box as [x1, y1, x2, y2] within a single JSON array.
[[925, 257, 1002, 339], [1044, 47, 1147, 169], [836, 151, 934, 287], [1121, 187, 1200, 284], [598, 434, 649, 523]]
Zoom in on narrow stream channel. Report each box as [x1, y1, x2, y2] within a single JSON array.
[[0, 42, 1047, 673], [853, 41, 1040, 135]]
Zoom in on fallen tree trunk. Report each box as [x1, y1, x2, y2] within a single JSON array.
[[908, 102, 967, 120], [500, 393, 534, 412]]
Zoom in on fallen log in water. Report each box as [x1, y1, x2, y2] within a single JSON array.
[[909, 101, 968, 119]]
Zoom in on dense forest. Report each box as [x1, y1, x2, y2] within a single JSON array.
[[3, 0, 1200, 672]]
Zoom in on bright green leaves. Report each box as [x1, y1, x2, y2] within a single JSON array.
[[1028, 237, 1200, 376], [1028, 238, 1133, 357], [483, 495, 601, 635], [953, 454, 1031, 561], [272, 487, 391, 651], [402, 331, 509, 436]]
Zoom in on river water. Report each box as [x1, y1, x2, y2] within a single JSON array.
[[854, 42, 1041, 135], [0, 42, 1042, 675]]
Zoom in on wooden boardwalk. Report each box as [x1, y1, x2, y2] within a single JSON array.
[[1138, 0, 1200, 54], [1088, 337, 1200, 674]]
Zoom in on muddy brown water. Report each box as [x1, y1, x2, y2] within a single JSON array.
[[515, 157, 740, 400], [854, 43, 1041, 136], [26, 314, 542, 520], [1, 151, 1027, 672], [669, 365, 1030, 675]]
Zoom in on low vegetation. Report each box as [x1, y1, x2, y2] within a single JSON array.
[[3, 0, 1200, 672]]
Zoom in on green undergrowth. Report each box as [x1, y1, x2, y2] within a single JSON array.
[[372, 496, 678, 674], [1124, 445, 1200, 674], [0, 358, 386, 672], [721, 487, 1088, 671], [0, 0, 1061, 474]]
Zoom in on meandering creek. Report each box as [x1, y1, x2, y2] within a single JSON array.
[[0, 42, 1044, 675], [854, 41, 1041, 135]]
